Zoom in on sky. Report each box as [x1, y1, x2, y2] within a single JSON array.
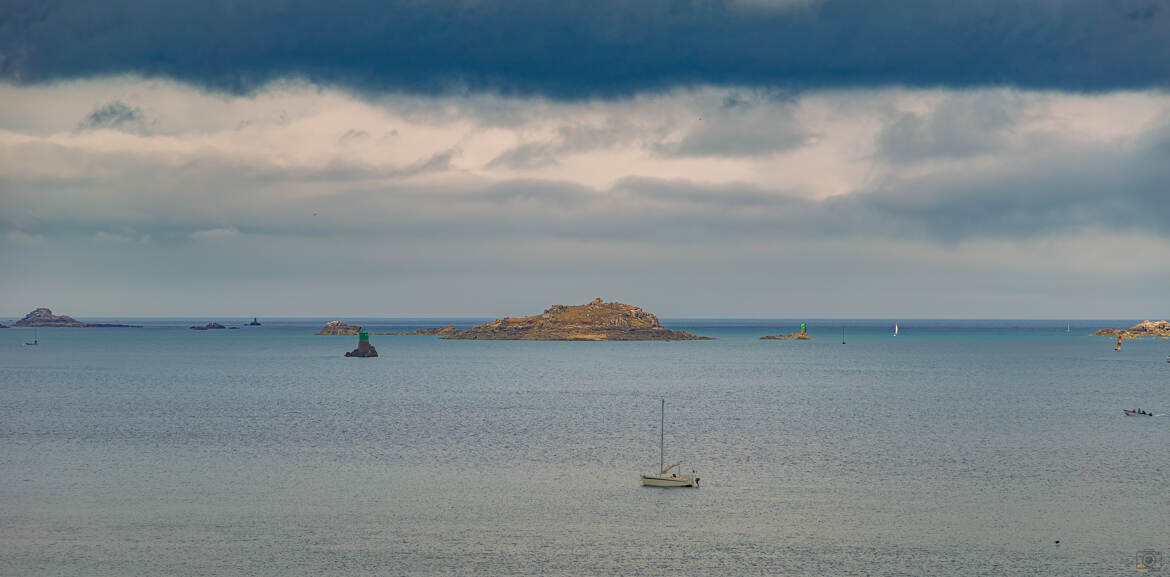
[[2, 0, 1169, 318]]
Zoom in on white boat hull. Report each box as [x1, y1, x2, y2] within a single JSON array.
[[641, 473, 697, 487]]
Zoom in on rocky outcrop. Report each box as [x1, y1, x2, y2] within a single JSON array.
[[762, 325, 811, 340], [379, 325, 458, 336], [190, 322, 227, 330], [14, 308, 88, 327], [761, 332, 811, 340], [443, 298, 711, 341], [318, 320, 362, 335], [12, 308, 139, 328], [1094, 320, 1170, 339]]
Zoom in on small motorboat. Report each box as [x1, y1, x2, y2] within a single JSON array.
[[1123, 409, 1154, 417]]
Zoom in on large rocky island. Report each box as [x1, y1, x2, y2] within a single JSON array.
[[12, 308, 139, 328], [441, 298, 710, 341], [1093, 320, 1170, 339]]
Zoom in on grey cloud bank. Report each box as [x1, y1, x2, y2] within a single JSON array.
[[3, 0, 1169, 97]]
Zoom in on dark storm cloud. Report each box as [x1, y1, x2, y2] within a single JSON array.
[[3, 0, 1168, 97], [841, 138, 1170, 242]]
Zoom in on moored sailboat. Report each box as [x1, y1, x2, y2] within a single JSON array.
[[640, 399, 698, 488]]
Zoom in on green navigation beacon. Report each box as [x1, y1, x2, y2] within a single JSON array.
[[346, 331, 378, 358]]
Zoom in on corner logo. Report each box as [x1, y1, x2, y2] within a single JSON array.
[[1137, 550, 1162, 573]]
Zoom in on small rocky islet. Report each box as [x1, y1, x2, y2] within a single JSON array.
[[761, 331, 811, 340], [1093, 320, 1170, 339], [317, 320, 363, 335], [189, 322, 227, 330], [12, 307, 140, 328]]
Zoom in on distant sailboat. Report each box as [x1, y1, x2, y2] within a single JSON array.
[[640, 399, 698, 488], [25, 328, 38, 346], [1066, 323, 1070, 333], [1115, 335, 1122, 351], [842, 326, 846, 344], [894, 323, 898, 336]]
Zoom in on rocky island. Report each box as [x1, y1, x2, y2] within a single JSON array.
[[1093, 320, 1170, 339], [317, 320, 363, 335], [762, 324, 811, 340], [190, 322, 227, 330], [442, 298, 710, 341], [761, 333, 811, 340], [12, 308, 140, 328]]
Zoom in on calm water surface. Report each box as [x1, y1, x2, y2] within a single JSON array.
[[2, 319, 1167, 575]]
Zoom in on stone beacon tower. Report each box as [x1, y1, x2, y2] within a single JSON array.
[[345, 331, 379, 358]]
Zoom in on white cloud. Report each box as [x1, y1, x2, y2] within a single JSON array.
[[189, 227, 240, 241], [1, 78, 1168, 316], [6, 229, 45, 245]]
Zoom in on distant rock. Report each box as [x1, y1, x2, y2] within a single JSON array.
[[443, 298, 711, 341], [0, 323, 7, 329], [190, 322, 227, 330], [1094, 320, 1170, 339], [12, 307, 139, 328], [379, 325, 459, 336], [762, 325, 812, 340], [318, 320, 363, 335]]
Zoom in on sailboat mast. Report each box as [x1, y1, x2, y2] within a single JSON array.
[[660, 398, 665, 474]]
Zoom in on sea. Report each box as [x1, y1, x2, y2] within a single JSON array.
[[1, 319, 1167, 576]]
